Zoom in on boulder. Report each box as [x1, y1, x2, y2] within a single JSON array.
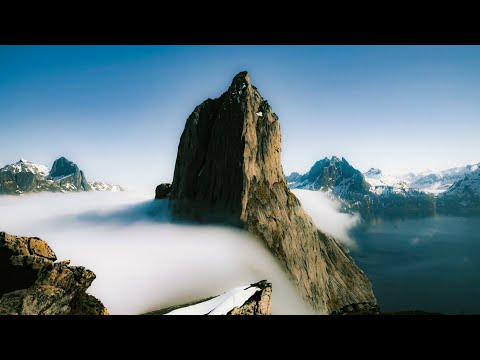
[[0, 232, 107, 315]]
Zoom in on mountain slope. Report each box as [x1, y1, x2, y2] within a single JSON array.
[[437, 168, 480, 213], [403, 163, 480, 194], [168, 71, 377, 314]]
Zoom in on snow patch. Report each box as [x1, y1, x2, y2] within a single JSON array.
[[165, 285, 260, 315]]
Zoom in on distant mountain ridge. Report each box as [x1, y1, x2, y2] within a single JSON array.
[[402, 163, 480, 194], [286, 157, 480, 218], [0, 157, 124, 195]]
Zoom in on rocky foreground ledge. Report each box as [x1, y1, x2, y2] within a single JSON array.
[[0, 232, 107, 315], [145, 280, 272, 315]]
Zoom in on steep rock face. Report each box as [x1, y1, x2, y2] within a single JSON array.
[[169, 71, 377, 313], [0, 232, 107, 315], [48, 157, 92, 191]]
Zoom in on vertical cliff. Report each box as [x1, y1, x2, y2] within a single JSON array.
[[169, 71, 377, 314]]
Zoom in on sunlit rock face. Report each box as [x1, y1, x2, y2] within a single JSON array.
[[168, 71, 377, 314]]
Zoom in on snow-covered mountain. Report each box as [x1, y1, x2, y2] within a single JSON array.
[[364, 168, 410, 195], [287, 157, 436, 218], [286, 157, 374, 214], [1, 159, 50, 177], [88, 181, 124, 192], [401, 163, 480, 194], [437, 167, 480, 213], [288, 158, 480, 217], [0, 158, 124, 195]]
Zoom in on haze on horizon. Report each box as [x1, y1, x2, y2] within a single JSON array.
[[1, 45, 479, 191]]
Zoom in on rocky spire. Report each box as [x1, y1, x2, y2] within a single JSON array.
[[49, 157, 92, 191], [169, 71, 377, 313]]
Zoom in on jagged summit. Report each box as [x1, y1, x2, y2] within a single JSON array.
[[231, 70, 250, 85], [50, 157, 80, 179], [167, 72, 377, 313]]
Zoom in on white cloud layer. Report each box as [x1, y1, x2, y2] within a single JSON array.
[[0, 191, 318, 315], [292, 189, 360, 250]]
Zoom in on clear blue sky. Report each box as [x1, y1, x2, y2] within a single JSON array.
[[1, 45, 479, 190]]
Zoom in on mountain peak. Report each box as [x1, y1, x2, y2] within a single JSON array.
[[366, 168, 382, 177], [168, 72, 377, 313], [231, 71, 250, 85], [228, 71, 252, 94]]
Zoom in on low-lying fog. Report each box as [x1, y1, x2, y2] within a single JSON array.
[[0, 189, 359, 315]]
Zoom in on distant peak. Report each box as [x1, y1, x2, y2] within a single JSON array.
[[328, 156, 347, 164], [19, 159, 29, 163], [366, 168, 382, 176], [50, 157, 80, 178]]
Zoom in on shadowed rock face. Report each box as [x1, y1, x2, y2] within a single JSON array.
[[155, 183, 172, 200], [169, 71, 377, 314], [49, 157, 92, 191], [0, 232, 107, 315]]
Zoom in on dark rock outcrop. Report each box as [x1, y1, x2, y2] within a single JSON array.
[[155, 183, 172, 200], [168, 71, 377, 314], [0, 232, 107, 315], [48, 157, 92, 191]]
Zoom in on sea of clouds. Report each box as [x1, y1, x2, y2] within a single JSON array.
[[0, 188, 360, 315]]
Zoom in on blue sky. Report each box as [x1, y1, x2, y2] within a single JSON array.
[[1, 45, 479, 190]]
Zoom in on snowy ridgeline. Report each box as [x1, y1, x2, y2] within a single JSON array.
[[364, 164, 480, 196], [286, 157, 480, 214], [288, 157, 480, 197]]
